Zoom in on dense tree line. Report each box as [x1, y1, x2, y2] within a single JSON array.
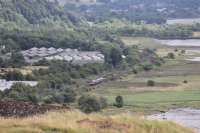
[[0, 0, 85, 26], [116, 24, 199, 39]]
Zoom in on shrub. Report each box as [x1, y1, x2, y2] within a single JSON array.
[[114, 95, 124, 108], [143, 64, 153, 71], [4, 83, 37, 101], [25, 74, 36, 80], [174, 49, 178, 52], [4, 71, 25, 81], [183, 80, 188, 84], [99, 97, 108, 109], [181, 50, 186, 54], [78, 95, 107, 113], [167, 52, 175, 59], [132, 69, 138, 74], [62, 88, 76, 103], [10, 52, 26, 67], [28, 94, 39, 104], [43, 95, 54, 104], [147, 80, 155, 86]]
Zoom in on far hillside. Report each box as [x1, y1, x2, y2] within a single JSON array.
[[64, 0, 200, 24]]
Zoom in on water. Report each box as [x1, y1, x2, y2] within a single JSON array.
[[186, 57, 200, 62], [167, 18, 200, 25], [148, 108, 200, 133], [158, 39, 200, 47]]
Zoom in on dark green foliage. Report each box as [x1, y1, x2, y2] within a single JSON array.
[[10, 52, 26, 67], [143, 64, 153, 71], [181, 50, 186, 54], [132, 69, 138, 74], [2, 83, 38, 102], [183, 80, 188, 84], [174, 49, 179, 52], [25, 74, 36, 81], [28, 93, 39, 104], [147, 80, 155, 87], [43, 95, 55, 104], [34, 61, 105, 86], [62, 88, 77, 103], [0, 52, 26, 68], [117, 24, 193, 39], [0, 91, 2, 100], [53, 88, 76, 104], [99, 96, 108, 109], [4, 71, 25, 81], [109, 47, 122, 67], [0, 0, 84, 26], [78, 95, 107, 113], [33, 59, 50, 66], [167, 53, 175, 59], [114, 95, 124, 108], [124, 47, 140, 67]]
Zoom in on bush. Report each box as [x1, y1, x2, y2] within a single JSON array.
[[132, 69, 138, 74], [167, 52, 175, 59], [143, 64, 153, 71], [25, 74, 36, 80], [43, 95, 54, 104], [174, 49, 178, 52], [183, 80, 188, 84], [99, 97, 108, 109], [28, 94, 39, 104], [78, 95, 107, 113], [4, 83, 37, 101], [62, 88, 76, 103], [181, 50, 186, 54], [114, 95, 124, 108], [147, 80, 155, 86], [4, 71, 25, 81], [10, 52, 26, 67]]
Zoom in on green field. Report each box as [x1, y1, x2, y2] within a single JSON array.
[[89, 37, 200, 114]]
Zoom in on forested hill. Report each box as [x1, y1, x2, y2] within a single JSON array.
[[0, 0, 85, 27], [65, 0, 200, 24]]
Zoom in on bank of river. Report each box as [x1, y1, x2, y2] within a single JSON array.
[[157, 39, 200, 62], [148, 109, 200, 133]]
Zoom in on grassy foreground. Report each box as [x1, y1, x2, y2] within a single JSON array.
[[0, 111, 194, 133]]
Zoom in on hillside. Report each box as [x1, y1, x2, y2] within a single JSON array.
[[64, 0, 200, 24], [0, 0, 85, 27], [0, 111, 194, 133]]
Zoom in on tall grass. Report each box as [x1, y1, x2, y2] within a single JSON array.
[[0, 110, 194, 133]]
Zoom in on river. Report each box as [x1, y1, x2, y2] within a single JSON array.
[[158, 39, 200, 47], [167, 18, 200, 25], [148, 109, 200, 133]]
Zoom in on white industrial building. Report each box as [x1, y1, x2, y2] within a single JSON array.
[[20, 47, 105, 65]]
